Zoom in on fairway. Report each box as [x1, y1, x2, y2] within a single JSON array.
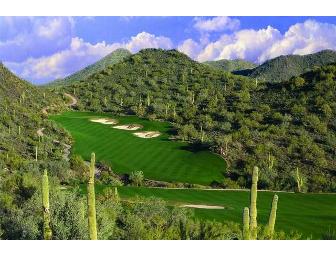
[[113, 186, 336, 239], [50, 111, 226, 185]]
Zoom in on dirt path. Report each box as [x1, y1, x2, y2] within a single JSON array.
[[41, 93, 77, 116], [64, 93, 77, 107]]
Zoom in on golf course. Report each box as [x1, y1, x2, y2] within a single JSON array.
[[79, 185, 336, 239], [51, 111, 336, 239], [50, 111, 226, 185]]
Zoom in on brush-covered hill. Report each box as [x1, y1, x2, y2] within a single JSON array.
[[0, 63, 70, 172], [1, 57, 251, 241], [46, 48, 131, 87], [58, 48, 336, 192], [234, 50, 336, 82], [204, 59, 257, 72]]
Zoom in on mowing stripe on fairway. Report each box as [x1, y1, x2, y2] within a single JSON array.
[[50, 111, 226, 185]]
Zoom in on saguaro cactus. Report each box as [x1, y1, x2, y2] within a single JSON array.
[[243, 207, 250, 240], [200, 125, 204, 143], [42, 170, 52, 240], [250, 166, 259, 239], [87, 152, 98, 240], [114, 187, 120, 202], [147, 94, 150, 106], [295, 167, 304, 193], [165, 104, 169, 118], [267, 194, 278, 239], [268, 152, 274, 171]]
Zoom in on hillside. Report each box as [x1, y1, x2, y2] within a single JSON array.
[[57, 48, 336, 193], [0, 63, 91, 239], [0, 63, 69, 168], [46, 48, 131, 86], [235, 50, 336, 82], [204, 59, 257, 72]]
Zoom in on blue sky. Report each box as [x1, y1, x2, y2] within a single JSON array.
[[1, 16, 336, 84]]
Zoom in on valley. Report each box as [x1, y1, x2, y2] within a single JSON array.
[[1, 47, 336, 240]]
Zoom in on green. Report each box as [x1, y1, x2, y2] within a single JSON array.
[[50, 111, 226, 185]]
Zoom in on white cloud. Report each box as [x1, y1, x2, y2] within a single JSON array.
[[6, 37, 120, 83], [5, 32, 173, 84], [259, 19, 336, 62], [186, 19, 336, 64], [197, 26, 282, 62], [125, 32, 173, 52], [0, 17, 73, 62], [178, 39, 202, 59], [5, 18, 336, 84], [194, 16, 240, 32]]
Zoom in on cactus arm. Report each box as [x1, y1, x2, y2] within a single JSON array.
[[243, 207, 250, 240], [114, 187, 120, 202], [35, 146, 38, 161], [267, 194, 279, 239]]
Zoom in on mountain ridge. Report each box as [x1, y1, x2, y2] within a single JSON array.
[[204, 59, 257, 72], [46, 48, 131, 86], [234, 49, 336, 82]]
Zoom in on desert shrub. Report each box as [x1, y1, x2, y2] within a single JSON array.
[[129, 170, 144, 186]]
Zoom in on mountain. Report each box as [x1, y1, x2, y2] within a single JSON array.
[[59, 48, 336, 192], [204, 59, 257, 72], [46, 48, 131, 86], [234, 49, 336, 82]]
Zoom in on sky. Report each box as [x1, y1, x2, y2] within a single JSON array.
[[1, 16, 336, 84]]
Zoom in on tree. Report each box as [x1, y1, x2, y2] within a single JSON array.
[[290, 77, 305, 89]]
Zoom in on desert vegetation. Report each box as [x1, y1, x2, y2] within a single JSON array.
[[53, 49, 336, 193], [1, 47, 336, 240]]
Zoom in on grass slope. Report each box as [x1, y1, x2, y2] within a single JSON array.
[[50, 111, 226, 185], [113, 186, 336, 239]]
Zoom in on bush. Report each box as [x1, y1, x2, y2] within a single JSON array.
[[129, 171, 144, 186]]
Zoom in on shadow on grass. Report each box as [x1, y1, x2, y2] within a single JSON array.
[[178, 142, 211, 153]]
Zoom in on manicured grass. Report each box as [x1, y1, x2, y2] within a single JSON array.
[[50, 111, 226, 185], [113, 186, 336, 239]]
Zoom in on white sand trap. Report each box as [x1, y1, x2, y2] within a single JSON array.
[[133, 131, 161, 138], [90, 118, 118, 125], [180, 204, 224, 209], [113, 124, 143, 131]]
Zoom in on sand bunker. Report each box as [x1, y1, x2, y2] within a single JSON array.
[[133, 131, 161, 138], [90, 118, 118, 125], [113, 124, 143, 131], [180, 204, 224, 209]]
